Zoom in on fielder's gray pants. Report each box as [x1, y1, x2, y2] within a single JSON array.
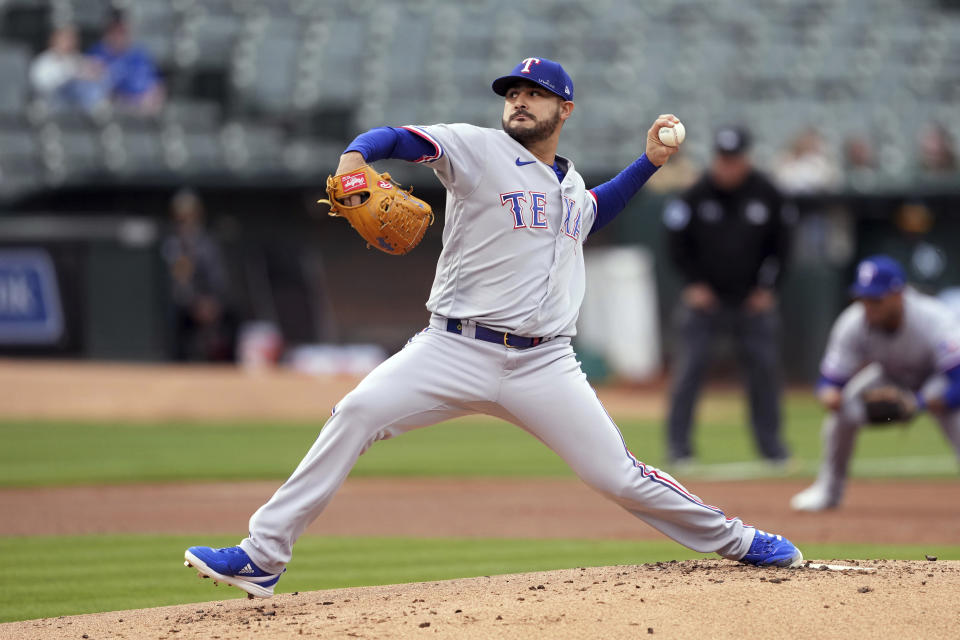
[[812, 363, 960, 501], [240, 320, 755, 573], [666, 302, 788, 461]]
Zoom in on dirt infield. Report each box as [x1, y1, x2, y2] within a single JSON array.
[[0, 359, 667, 421], [4, 477, 960, 544], [3, 560, 958, 640]]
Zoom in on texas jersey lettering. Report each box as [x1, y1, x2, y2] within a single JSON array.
[[403, 123, 596, 338]]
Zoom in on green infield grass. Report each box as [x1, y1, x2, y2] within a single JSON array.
[[1, 392, 955, 487], [1, 534, 958, 623]]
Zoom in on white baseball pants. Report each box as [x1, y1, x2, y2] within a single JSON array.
[[811, 362, 960, 501], [240, 319, 754, 573]]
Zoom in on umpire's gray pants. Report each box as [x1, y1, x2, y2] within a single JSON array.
[[813, 363, 960, 501], [666, 302, 788, 461]]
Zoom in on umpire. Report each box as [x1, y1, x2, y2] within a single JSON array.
[[662, 126, 794, 465]]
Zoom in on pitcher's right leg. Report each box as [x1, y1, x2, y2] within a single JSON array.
[[233, 328, 501, 575]]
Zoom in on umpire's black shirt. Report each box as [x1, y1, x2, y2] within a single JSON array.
[[663, 169, 794, 305]]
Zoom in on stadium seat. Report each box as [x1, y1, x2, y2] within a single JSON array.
[[192, 13, 242, 70], [116, 126, 165, 175], [0, 0, 952, 183], [55, 125, 105, 178], [0, 126, 41, 198], [162, 99, 222, 131], [0, 44, 30, 122], [179, 130, 226, 174]]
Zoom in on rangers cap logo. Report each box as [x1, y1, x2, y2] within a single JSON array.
[[857, 262, 878, 286], [341, 172, 368, 193], [492, 56, 574, 101], [849, 255, 906, 298]]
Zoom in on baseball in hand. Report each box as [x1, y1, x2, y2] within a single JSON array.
[[658, 121, 686, 147]]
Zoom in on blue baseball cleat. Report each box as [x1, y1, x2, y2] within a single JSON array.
[[739, 529, 804, 568], [184, 546, 284, 599]]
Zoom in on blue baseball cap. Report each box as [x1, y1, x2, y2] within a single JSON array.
[[492, 57, 574, 101], [849, 255, 906, 298]]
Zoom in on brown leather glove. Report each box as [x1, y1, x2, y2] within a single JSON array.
[[318, 165, 434, 255]]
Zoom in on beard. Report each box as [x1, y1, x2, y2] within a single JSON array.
[[502, 106, 562, 145]]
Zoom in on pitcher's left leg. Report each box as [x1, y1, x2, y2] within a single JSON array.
[[498, 339, 769, 561]]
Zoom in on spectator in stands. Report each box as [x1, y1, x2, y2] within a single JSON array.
[[841, 134, 880, 192], [663, 125, 795, 467], [88, 11, 164, 115], [916, 123, 956, 174], [772, 128, 841, 195], [29, 25, 108, 113], [161, 189, 236, 362]]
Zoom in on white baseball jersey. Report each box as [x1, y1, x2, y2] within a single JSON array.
[[405, 123, 597, 338], [821, 288, 960, 390]]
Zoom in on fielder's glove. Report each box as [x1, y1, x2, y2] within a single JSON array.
[[318, 165, 434, 255], [862, 385, 918, 425]]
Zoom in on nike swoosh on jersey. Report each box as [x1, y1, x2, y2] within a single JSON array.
[[515, 158, 537, 166]]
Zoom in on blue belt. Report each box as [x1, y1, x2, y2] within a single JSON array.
[[445, 318, 544, 349]]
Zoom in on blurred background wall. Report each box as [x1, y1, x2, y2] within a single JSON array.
[[0, 0, 957, 382]]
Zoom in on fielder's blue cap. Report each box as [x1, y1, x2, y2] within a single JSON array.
[[492, 57, 574, 101], [849, 255, 906, 298]]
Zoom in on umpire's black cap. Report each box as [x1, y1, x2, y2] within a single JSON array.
[[714, 126, 751, 155]]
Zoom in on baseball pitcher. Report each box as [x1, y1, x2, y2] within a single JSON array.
[[184, 57, 803, 598]]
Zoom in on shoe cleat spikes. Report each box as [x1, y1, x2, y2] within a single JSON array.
[[183, 545, 283, 598]]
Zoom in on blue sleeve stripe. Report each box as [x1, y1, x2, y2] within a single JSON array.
[[401, 126, 444, 163]]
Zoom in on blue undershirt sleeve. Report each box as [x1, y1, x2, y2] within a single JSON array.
[[589, 154, 659, 235], [938, 364, 960, 410], [344, 127, 437, 163], [816, 374, 849, 397]]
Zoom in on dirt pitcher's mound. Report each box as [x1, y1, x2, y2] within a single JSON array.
[[4, 560, 957, 640]]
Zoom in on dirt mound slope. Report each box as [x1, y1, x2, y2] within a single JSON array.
[[3, 560, 956, 640]]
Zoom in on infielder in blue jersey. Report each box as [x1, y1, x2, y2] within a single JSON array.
[[184, 57, 803, 598], [792, 255, 960, 511]]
